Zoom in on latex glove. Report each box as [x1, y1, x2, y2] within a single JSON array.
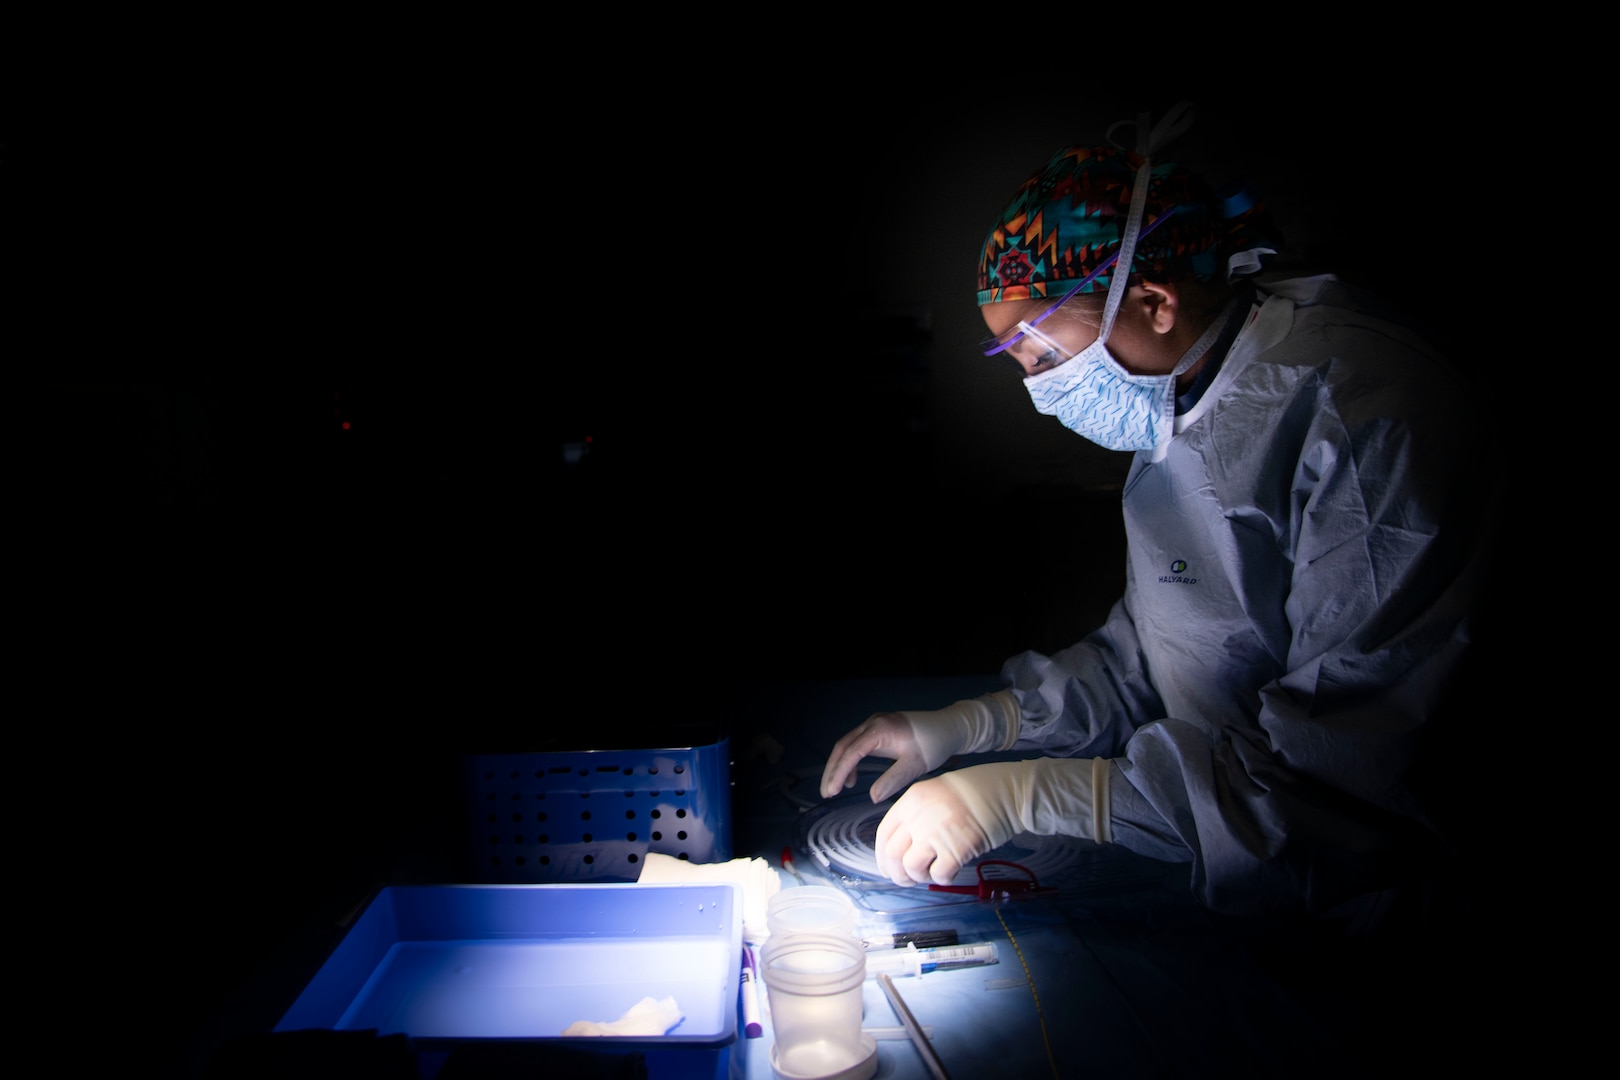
[[820, 690, 1020, 804], [873, 757, 1112, 887]]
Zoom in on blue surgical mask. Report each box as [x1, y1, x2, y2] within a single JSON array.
[[1023, 300, 1232, 451]]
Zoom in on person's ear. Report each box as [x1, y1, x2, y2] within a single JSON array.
[[1138, 280, 1180, 335]]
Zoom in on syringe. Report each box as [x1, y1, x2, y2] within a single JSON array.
[[864, 942, 999, 978]]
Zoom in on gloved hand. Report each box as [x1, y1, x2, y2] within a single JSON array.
[[819, 691, 1020, 803], [873, 757, 1113, 887]]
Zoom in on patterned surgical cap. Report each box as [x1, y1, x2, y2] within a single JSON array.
[[976, 144, 1281, 305]]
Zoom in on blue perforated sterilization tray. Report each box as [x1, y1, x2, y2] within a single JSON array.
[[463, 735, 732, 883]]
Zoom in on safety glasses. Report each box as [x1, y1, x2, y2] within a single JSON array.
[[981, 208, 1175, 358]]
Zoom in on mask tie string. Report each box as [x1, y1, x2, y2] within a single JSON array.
[[1171, 296, 1240, 381], [1096, 102, 1200, 344]]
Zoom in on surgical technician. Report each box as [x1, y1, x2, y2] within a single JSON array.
[[819, 104, 1501, 923]]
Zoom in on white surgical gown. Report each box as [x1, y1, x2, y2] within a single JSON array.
[[1001, 274, 1500, 917]]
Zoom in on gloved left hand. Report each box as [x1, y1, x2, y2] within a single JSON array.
[[873, 757, 1112, 887], [820, 690, 1019, 803]]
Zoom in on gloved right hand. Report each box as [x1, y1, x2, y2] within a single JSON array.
[[819, 690, 1019, 803], [874, 756, 1113, 886]]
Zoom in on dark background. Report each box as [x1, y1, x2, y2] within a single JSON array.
[[23, 59, 1530, 1075]]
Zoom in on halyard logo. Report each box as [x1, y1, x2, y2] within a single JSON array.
[[1160, 559, 1197, 585]]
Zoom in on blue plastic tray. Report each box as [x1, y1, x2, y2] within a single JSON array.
[[276, 883, 741, 1077]]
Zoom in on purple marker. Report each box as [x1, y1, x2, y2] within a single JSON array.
[[740, 945, 764, 1038]]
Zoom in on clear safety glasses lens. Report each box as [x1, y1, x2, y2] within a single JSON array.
[[981, 287, 1084, 358], [996, 321, 1077, 372]]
